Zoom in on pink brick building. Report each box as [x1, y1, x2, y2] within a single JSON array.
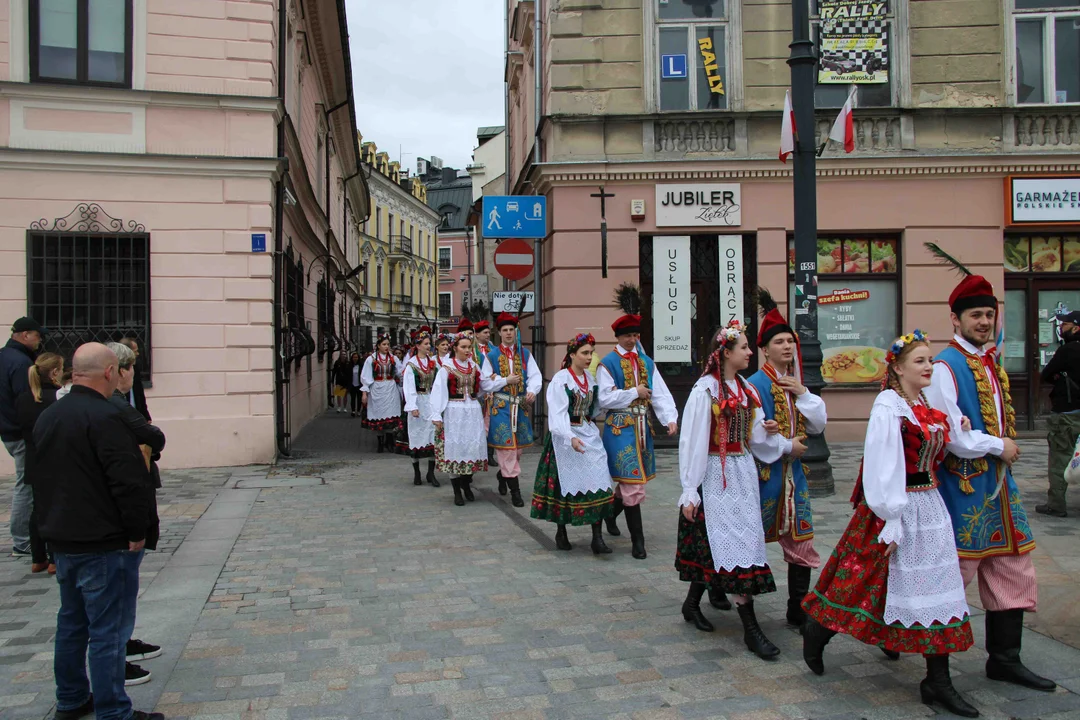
[[0, 0, 371, 472]]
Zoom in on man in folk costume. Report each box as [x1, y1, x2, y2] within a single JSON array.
[[747, 288, 824, 626], [597, 284, 679, 559], [484, 312, 541, 507], [456, 316, 474, 337], [924, 244, 1055, 693]]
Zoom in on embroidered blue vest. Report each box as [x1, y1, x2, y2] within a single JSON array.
[[486, 345, 535, 448], [599, 350, 656, 484]]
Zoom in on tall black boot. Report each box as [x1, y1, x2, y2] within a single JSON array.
[[507, 477, 524, 508], [786, 564, 812, 628], [921, 655, 980, 717], [590, 522, 612, 555], [497, 471, 507, 496], [623, 505, 647, 559], [737, 600, 780, 660], [461, 475, 475, 502], [985, 609, 1056, 691], [708, 587, 732, 611], [450, 477, 465, 506], [426, 460, 440, 487], [377, 435, 384, 453], [801, 617, 836, 675], [555, 524, 572, 551], [412, 462, 422, 486], [681, 582, 714, 632], [605, 497, 623, 536]]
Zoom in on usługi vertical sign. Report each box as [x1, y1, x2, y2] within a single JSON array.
[[653, 236, 691, 363]]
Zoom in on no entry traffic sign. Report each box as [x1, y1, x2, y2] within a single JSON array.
[[493, 239, 534, 281]]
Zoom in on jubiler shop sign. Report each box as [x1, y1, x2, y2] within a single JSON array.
[[1006, 176, 1080, 226], [656, 183, 741, 227]]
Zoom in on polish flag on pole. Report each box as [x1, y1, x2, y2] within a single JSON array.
[[779, 89, 796, 163], [828, 87, 856, 153]]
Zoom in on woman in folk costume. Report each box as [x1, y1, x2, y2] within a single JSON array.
[[472, 319, 498, 468], [484, 312, 542, 507], [429, 333, 494, 506], [361, 333, 403, 452], [530, 333, 615, 554], [801, 331, 981, 718], [435, 334, 452, 365], [402, 331, 440, 488], [676, 321, 789, 661], [746, 288, 826, 626], [598, 284, 679, 559]]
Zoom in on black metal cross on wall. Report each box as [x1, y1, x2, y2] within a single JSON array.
[[590, 186, 615, 278]]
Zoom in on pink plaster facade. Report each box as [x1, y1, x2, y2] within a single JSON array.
[[0, 0, 370, 473], [437, 230, 472, 332]]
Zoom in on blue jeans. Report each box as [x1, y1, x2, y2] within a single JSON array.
[[54, 549, 143, 720], [2, 439, 31, 552]]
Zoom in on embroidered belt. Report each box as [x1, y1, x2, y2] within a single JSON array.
[[448, 393, 473, 401], [569, 414, 584, 425], [905, 471, 938, 491], [710, 441, 746, 456], [494, 391, 524, 432]]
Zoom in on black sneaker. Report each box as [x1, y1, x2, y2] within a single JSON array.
[[53, 695, 93, 720], [1035, 504, 1068, 518], [130, 713, 165, 720], [10, 546, 30, 557], [126, 638, 162, 661], [124, 662, 151, 686]]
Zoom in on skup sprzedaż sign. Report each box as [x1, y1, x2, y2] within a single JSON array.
[[652, 236, 691, 363]]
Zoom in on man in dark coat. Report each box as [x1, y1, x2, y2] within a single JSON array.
[[1, 317, 44, 555], [34, 342, 162, 720], [1038, 309, 1080, 517]]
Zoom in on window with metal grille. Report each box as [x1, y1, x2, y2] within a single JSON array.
[[438, 292, 452, 319], [27, 230, 151, 378]]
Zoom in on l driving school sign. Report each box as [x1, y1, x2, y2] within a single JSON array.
[[655, 183, 741, 227]]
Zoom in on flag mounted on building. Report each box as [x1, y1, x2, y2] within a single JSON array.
[[779, 89, 795, 163], [828, 87, 856, 153]]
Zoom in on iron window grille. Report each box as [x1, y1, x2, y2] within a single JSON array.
[[26, 203, 151, 379]]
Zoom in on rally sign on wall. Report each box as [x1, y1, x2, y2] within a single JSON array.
[[718, 236, 744, 327], [652, 236, 692, 363], [818, 0, 888, 85]]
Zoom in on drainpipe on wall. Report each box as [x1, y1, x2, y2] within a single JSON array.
[[274, 0, 290, 457], [532, 0, 546, 428]]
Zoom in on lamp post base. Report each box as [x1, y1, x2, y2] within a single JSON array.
[[803, 434, 835, 498]]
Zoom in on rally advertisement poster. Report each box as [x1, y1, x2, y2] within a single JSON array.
[[817, 0, 888, 84]]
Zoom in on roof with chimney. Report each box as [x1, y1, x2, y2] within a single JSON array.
[[424, 167, 473, 231]]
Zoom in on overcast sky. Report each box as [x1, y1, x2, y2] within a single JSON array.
[[345, 0, 505, 172]]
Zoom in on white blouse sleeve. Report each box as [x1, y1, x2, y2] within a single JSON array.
[[597, 364, 639, 410], [525, 354, 543, 395], [482, 357, 509, 393], [861, 402, 908, 546], [795, 391, 827, 435], [926, 361, 1005, 460], [650, 368, 679, 426], [402, 364, 418, 412], [546, 372, 573, 443], [427, 368, 449, 422], [360, 357, 375, 393], [677, 381, 712, 509]]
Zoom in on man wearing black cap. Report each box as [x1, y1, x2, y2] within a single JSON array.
[[1, 317, 44, 556], [1038, 309, 1080, 517]]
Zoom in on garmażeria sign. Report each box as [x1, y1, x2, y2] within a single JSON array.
[[1006, 176, 1080, 226], [655, 183, 741, 227]]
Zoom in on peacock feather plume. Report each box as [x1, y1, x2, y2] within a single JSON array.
[[923, 242, 972, 277], [613, 283, 642, 316]]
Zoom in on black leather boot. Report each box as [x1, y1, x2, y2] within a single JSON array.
[[412, 462, 422, 486], [591, 522, 612, 555], [507, 478, 524, 507], [921, 655, 980, 717], [605, 497, 623, 536], [451, 477, 465, 506], [461, 475, 475, 502], [377, 435, 384, 453], [708, 587, 732, 611], [737, 600, 780, 660], [882, 648, 900, 660], [555, 524, 572, 551], [985, 609, 1056, 691], [786, 564, 812, 627], [426, 460, 439, 487], [497, 471, 507, 496], [802, 617, 836, 674], [681, 582, 715, 632], [623, 505, 647, 559]]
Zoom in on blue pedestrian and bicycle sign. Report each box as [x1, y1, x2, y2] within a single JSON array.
[[481, 196, 547, 239], [661, 54, 687, 79]]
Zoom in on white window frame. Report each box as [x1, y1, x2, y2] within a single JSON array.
[[438, 246, 452, 271], [645, 1, 743, 112], [1007, 0, 1080, 106], [438, 292, 453, 319]]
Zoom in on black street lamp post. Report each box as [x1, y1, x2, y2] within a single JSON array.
[[787, 0, 834, 496]]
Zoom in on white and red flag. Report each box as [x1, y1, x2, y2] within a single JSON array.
[[828, 87, 856, 153], [779, 89, 796, 163]]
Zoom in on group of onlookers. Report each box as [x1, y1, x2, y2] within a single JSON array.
[[0, 318, 165, 720]]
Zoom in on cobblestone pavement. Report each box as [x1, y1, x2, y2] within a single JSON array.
[[0, 414, 1078, 719]]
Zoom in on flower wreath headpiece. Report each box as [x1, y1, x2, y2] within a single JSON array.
[[885, 329, 928, 365], [414, 331, 431, 345], [716, 320, 745, 346], [377, 332, 392, 344], [567, 332, 595, 354]]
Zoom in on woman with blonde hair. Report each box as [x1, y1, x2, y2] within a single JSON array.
[[801, 331, 981, 717], [15, 352, 64, 573]]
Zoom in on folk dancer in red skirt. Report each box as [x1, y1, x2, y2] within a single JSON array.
[[402, 331, 440, 488], [675, 322, 791, 661], [530, 333, 615, 554], [361, 333, 403, 452], [801, 330, 980, 717], [428, 334, 494, 506]]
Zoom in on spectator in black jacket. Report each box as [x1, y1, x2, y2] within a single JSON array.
[[2, 316, 44, 557], [14, 351, 63, 574], [1038, 309, 1080, 517], [34, 342, 162, 720], [118, 335, 150, 421]]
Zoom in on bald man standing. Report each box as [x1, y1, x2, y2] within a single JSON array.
[[34, 343, 162, 720]]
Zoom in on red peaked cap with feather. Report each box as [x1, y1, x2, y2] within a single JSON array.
[[755, 287, 795, 347], [473, 319, 490, 332], [456, 317, 473, 332], [612, 282, 643, 336], [495, 312, 518, 329], [949, 275, 997, 315]]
